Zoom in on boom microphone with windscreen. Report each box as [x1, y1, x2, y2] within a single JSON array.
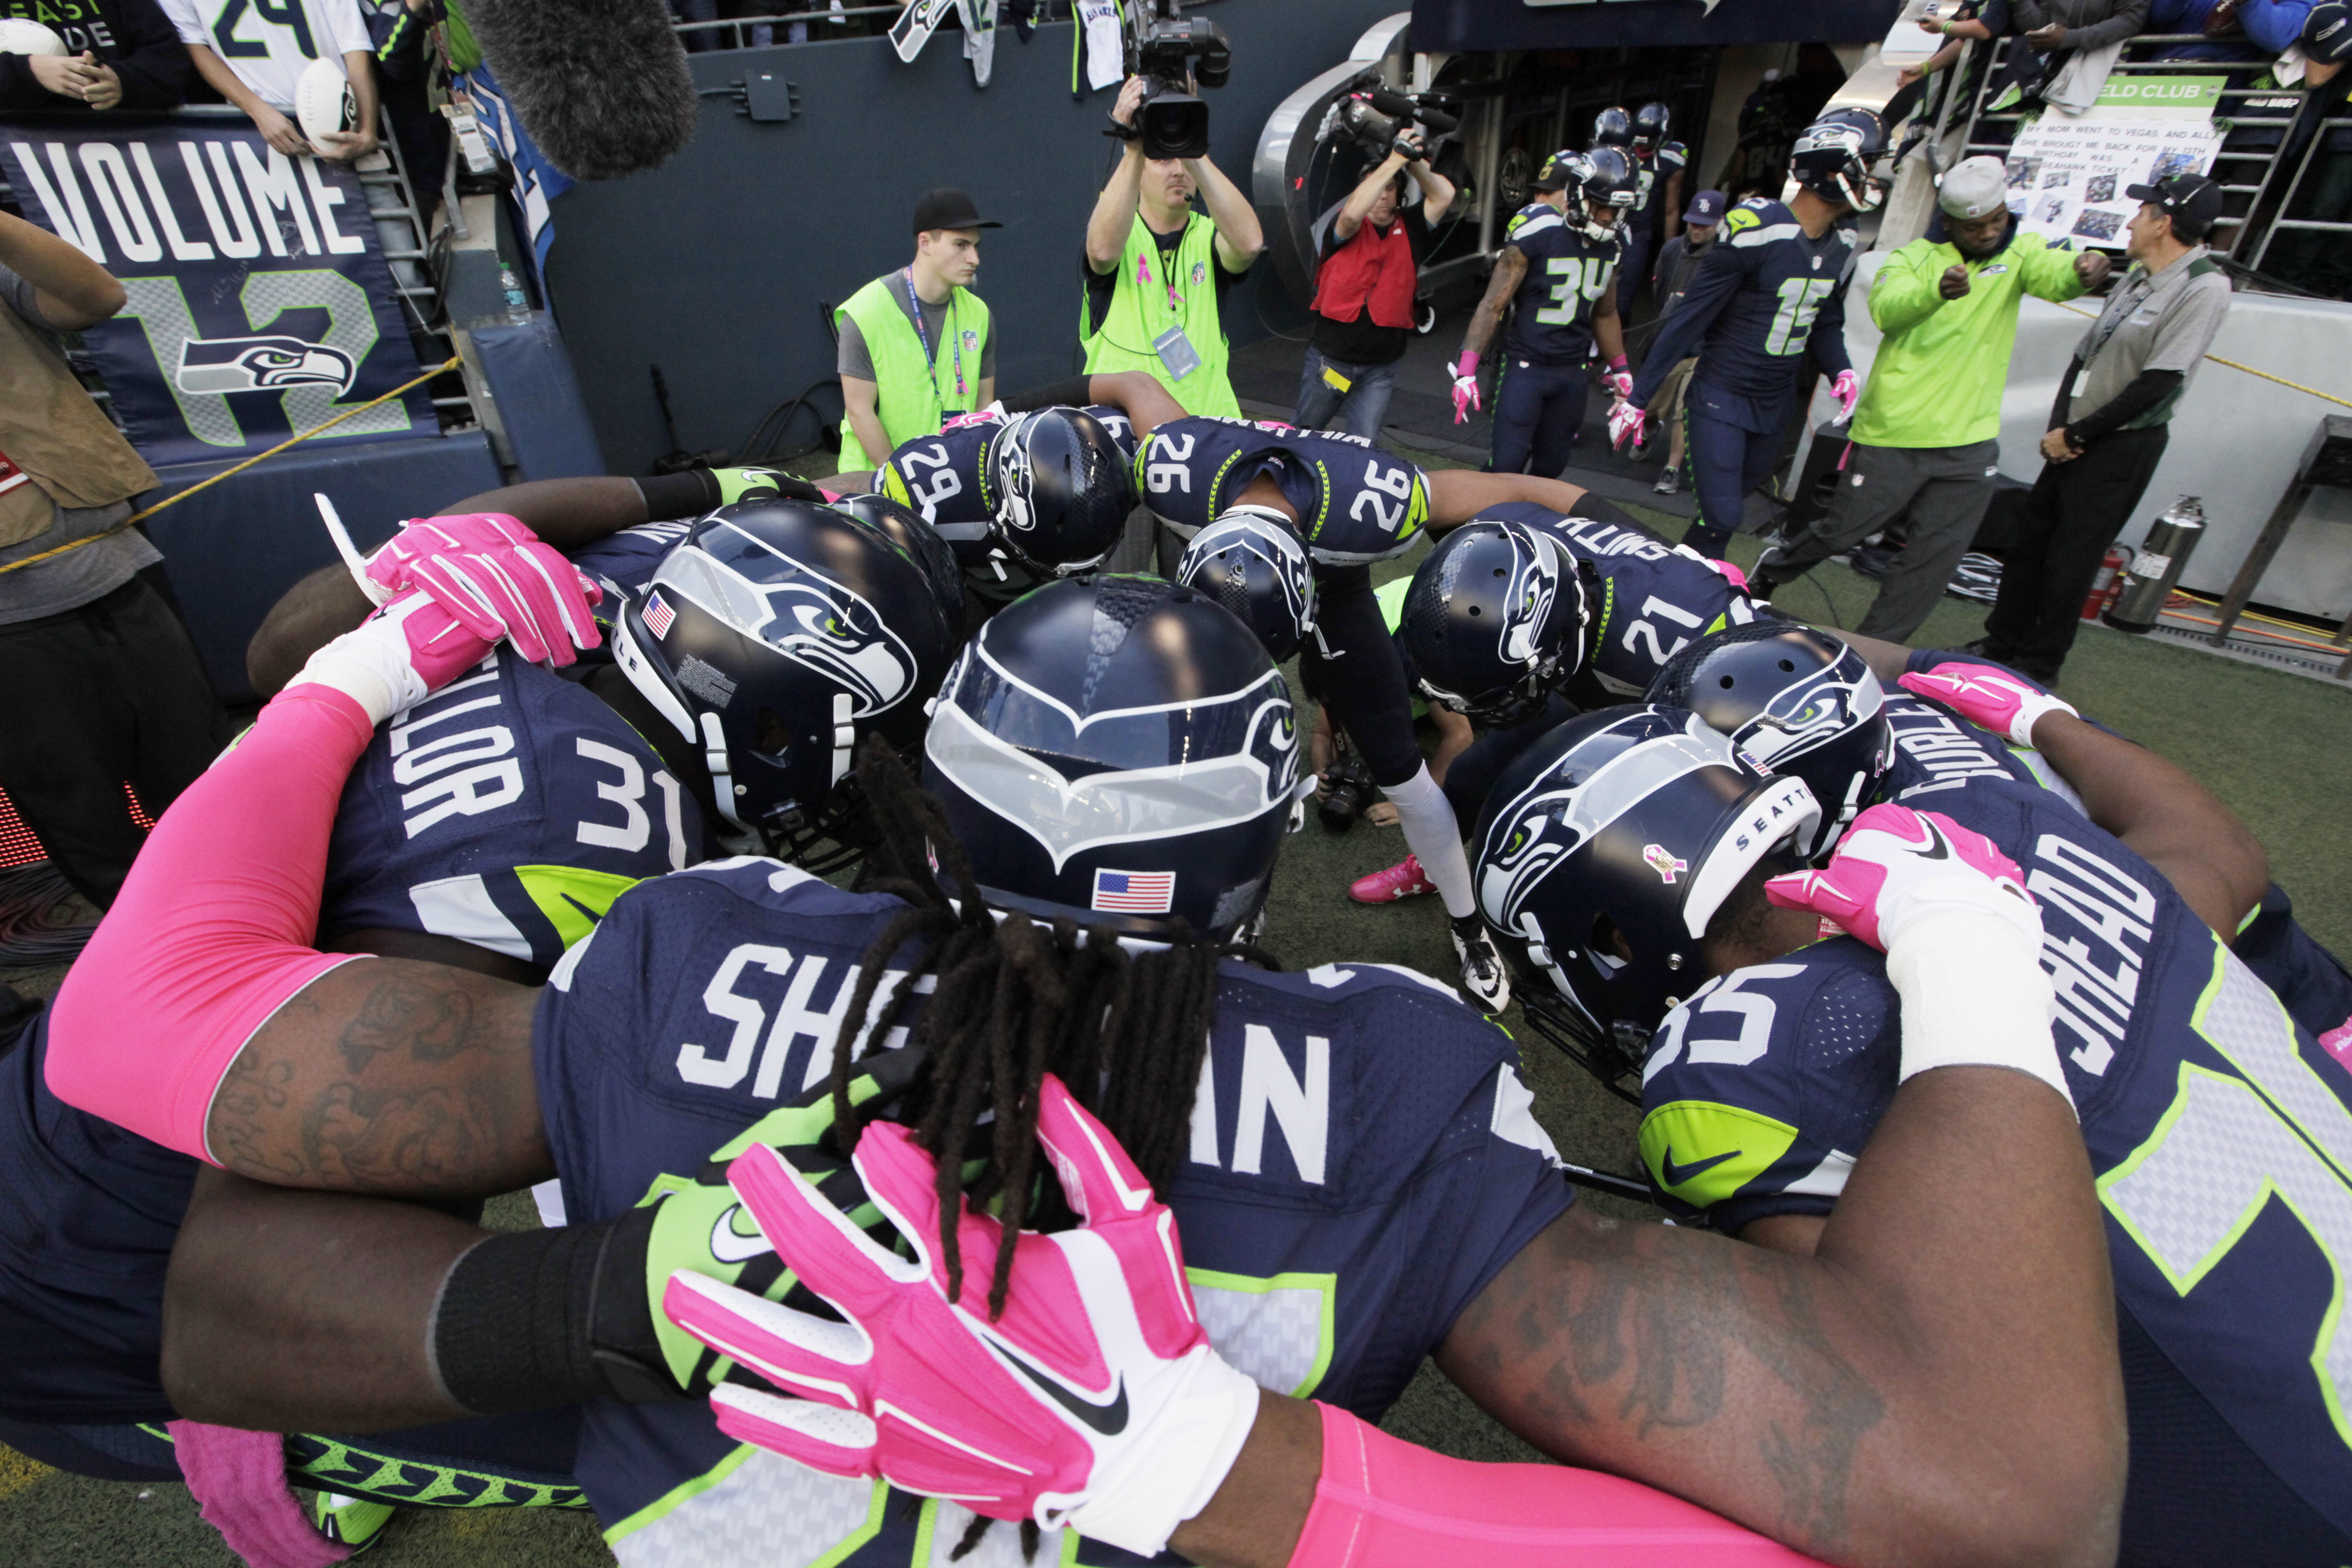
[[466, 0, 700, 181], [1364, 85, 1457, 137]]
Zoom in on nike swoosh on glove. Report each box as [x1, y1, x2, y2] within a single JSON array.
[[663, 1074, 1261, 1559], [283, 592, 494, 727], [1898, 664, 2077, 748], [364, 513, 601, 666], [1763, 802, 2039, 955], [1449, 353, 1481, 423], [1607, 398, 1648, 453], [1830, 369, 1861, 422]]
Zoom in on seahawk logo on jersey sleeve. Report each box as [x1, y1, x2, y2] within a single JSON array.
[[175, 335, 356, 395]]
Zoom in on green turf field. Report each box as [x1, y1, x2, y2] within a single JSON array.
[[3, 480, 2345, 1566]]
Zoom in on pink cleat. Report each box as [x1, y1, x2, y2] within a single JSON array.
[[1351, 855, 1435, 903]]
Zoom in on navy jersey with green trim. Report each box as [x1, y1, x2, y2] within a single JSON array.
[[322, 650, 704, 970], [1628, 199, 1855, 418], [1470, 501, 1757, 703], [532, 858, 1573, 1567], [1638, 775, 2352, 1539], [1627, 142, 1688, 222], [570, 518, 698, 664], [1134, 416, 1431, 566], [1497, 203, 1620, 366]]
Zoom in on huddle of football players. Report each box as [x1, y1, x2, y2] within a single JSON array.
[[7, 99, 2352, 1568]]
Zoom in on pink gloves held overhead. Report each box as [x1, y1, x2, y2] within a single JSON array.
[[1898, 663, 2078, 748], [663, 1074, 1261, 1560], [363, 513, 602, 668]]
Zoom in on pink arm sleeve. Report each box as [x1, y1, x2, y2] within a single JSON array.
[[1291, 1402, 1829, 1568], [45, 685, 380, 1162]]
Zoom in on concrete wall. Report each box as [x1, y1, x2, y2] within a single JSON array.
[[542, 0, 1401, 477], [1826, 252, 2352, 620]]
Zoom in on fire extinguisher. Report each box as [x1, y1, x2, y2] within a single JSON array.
[[2082, 544, 2131, 621]]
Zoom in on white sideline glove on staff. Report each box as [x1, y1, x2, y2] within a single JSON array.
[[663, 1075, 1261, 1559]]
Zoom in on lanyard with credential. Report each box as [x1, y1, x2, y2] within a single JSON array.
[[900, 268, 967, 401]]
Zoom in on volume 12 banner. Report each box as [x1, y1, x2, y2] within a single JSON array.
[[3, 116, 435, 468]]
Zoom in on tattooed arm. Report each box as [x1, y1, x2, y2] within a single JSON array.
[[1436, 1065, 2123, 1568]]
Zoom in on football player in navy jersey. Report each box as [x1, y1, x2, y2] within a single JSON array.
[[1612, 108, 1885, 559], [1447, 150, 1633, 480], [47, 557, 2129, 1568], [1617, 101, 1690, 321], [1349, 500, 1760, 904]]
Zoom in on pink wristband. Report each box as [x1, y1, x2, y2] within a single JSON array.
[[1289, 1402, 1826, 1567], [46, 686, 377, 1161], [1608, 354, 1629, 371]]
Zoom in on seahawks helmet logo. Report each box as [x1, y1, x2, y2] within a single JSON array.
[[652, 541, 921, 717], [175, 335, 356, 396], [1726, 662, 1883, 769]]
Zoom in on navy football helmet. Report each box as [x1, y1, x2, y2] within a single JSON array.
[[983, 408, 1132, 578], [1174, 506, 1318, 662], [1578, 147, 1640, 239], [614, 498, 956, 856], [1790, 107, 1886, 212], [1647, 622, 1893, 861], [1632, 101, 1671, 153], [1472, 705, 1819, 1100], [923, 575, 1306, 942], [827, 490, 966, 627], [1398, 521, 1590, 725], [1591, 105, 1633, 149]]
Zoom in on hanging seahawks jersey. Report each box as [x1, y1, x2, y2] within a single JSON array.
[[1638, 775, 2352, 1540], [1134, 416, 1431, 566], [533, 858, 1575, 1568], [1498, 203, 1620, 366], [1629, 199, 1855, 421], [1469, 501, 1757, 703], [322, 649, 705, 971]]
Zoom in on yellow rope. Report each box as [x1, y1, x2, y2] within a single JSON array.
[[2053, 300, 2351, 410], [0, 355, 462, 577]]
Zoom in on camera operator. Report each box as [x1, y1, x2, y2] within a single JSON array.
[[1082, 74, 1264, 425], [1295, 127, 1455, 440]]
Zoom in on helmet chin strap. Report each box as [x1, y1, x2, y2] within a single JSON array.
[[699, 712, 748, 832]]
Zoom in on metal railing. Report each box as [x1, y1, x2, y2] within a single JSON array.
[[1952, 33, 2314, 263], [2249, 109, 2352, 275]]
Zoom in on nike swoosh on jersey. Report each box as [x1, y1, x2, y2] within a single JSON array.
[[996, 1346, 1130, 1436], [709, 1204, 774, 1265], [1658, 1146, 1739, 1187]]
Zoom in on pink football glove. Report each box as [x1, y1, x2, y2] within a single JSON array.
[[1764, 803, 2038, 955], [1607, 397, 1648, 453], [1602, 357, 1633, 401], [283, 591, 494, 727], [364, 513, 601, 667], [1830, 369, 1862, 422], [1898, 663, 2078, 748], [1448, 353, 1481, 423], [663, 1074, 1261, 1559]]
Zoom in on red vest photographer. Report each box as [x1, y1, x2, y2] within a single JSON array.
[[1297, 132, 1455, 441]]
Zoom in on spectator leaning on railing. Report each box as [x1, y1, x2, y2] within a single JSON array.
[[157, 0, 379, 162], [0, 0, 191, 111], [1751, 158, 2109, 640], [1295, 126, 1455, 441]]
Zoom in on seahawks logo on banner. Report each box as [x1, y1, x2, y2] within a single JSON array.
[[175, 334, 356, 395]]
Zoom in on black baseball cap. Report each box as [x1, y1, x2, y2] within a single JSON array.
[[1529, 152, 1576, 193], [2123, 172, 2223, 239], [911, 188, 1001, 236]]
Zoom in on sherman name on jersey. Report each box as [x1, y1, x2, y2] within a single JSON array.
[[534, 858, 1573, 1568], [1135, 416, 1431, 567], [1640, 774, 2352, 1540]]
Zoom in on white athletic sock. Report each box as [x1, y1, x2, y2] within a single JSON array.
[[1382, 765, 1475, 919]]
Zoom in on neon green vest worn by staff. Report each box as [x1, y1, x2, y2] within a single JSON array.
[[1080, 212, 1240, 419], [835, 275, 992, 471]]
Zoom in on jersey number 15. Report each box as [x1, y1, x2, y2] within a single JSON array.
[[1764, 278, 1838, 357]]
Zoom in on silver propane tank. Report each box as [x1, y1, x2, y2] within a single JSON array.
[[2104, 495, 2207, 634]]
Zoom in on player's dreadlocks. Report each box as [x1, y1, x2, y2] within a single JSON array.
[[827, 738, 1277, 1320]]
